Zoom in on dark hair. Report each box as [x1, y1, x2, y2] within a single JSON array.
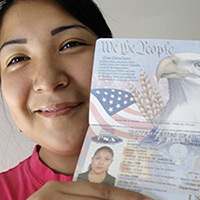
[[93, 146, 114, 158], [0, 0, 113, 38]]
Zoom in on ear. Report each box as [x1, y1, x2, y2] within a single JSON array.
[[18, 128, 23, 133]]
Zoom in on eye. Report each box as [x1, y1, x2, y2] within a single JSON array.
[[59, 41, 86, 51], [194, 61, 200, 70], [7, 56, 30, 67], [94, 156, 100, 160]]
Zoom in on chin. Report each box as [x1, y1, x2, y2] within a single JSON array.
[[93, 169, 106, 174], [41, 139, 84, 156]]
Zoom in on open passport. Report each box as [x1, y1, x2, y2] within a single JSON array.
[[73, 39, 200, 200]]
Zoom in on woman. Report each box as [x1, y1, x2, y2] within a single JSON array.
[[77, 146, 116, 185], [0, 0, 153, 199]]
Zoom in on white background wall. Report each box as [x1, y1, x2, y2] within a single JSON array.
[[1, 0, 200, 172]]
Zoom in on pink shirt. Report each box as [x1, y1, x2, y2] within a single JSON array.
[[0, 145, 73, 200]]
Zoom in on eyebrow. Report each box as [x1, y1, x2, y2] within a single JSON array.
[[0, 24, 90, 52], [51, 24, 89, 36], [0, 39, 27, 52]]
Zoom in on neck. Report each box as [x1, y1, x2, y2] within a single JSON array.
[[89, 170, 106, 183], [39, 146, 80, 176]]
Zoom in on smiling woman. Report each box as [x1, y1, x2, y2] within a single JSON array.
[[0, 0, 98, 159], [0, 0, 152, 200]]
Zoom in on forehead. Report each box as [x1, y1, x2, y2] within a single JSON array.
[[0, 0, 81, 43], [95, 150, 112, 156]]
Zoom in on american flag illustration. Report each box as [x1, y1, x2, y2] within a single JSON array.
[[89, 88, 153, 138], [91, 88, 135, 116]]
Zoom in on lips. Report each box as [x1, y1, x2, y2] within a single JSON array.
[[96, 167, 104, 169], [35, 102, 82, 118]]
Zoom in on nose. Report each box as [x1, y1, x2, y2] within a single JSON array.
[[98, 159, 104, 165], [33, 59, 69, 92]]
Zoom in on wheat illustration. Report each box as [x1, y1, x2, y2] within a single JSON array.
[[130, 69, 164, 124]]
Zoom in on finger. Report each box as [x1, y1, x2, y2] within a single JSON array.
[[28, 192, 102, 200], [60, 181, 153, 200], [27, 181, 101, 200]]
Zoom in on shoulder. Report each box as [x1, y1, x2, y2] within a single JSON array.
[[0, 155, 33, 199], [0, 145, 38, 182], [103, 172, 116, 185], [106, 172, 116, 181], [77, 171, 89, 181], [0, 155, 31, 179], [0, 146, 40, 199]]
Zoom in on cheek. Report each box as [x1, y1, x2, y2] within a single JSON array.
[[92, 159, 98, 167], [2, 74, 30, 113], [74, 68, 92, 92], [68, 51, 94, 93], [104, 160, 112, 168]]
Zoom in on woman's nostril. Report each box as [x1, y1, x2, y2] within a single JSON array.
[[56, 82, 68, 89]]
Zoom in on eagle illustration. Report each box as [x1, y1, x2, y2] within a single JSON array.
[[156, 53, 200, 130]]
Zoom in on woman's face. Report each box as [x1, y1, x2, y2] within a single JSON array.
[[0, 0, 98, 155], [91, 150, 113, 174]]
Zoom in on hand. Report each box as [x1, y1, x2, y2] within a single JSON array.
[[27, 181, 153, 200]]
